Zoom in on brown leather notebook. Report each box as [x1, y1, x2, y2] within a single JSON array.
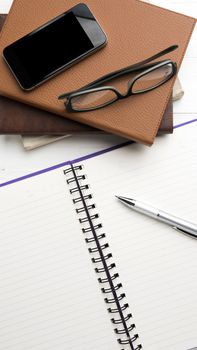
[[0, 1, 195, 144], [0, 94, 173, 135], [0, 14, 172, 136]]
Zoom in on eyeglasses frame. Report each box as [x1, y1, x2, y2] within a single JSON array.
[[58, 45, 178, 112]]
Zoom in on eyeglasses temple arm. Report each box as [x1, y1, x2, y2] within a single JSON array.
[[58, 44, 178, 100]]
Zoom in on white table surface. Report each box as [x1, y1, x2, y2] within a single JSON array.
[[0, 0, 196, 182]]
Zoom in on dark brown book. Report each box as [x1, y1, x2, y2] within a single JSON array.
[[0, 14, 173, 136]]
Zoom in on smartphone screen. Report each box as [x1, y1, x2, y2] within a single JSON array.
[[3, 4, 107, 90]]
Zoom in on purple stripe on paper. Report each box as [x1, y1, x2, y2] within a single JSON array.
[[72, 140, 132, 164], [0, 141, 131, 187], [0, 118, 196, 188], [0, 160, 71, 187], [173, 118, 197, 129]]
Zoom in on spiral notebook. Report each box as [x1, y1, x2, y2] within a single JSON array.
[[0, 119, 197, 349]]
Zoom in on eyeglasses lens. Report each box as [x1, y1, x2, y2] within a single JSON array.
[[71, 89, 117, 111], [132, 63, 173, 93]]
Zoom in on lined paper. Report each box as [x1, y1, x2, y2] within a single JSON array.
[[84, 123, 197, 350], [0, 169, 117, 349], [1, 122, 197, 350]]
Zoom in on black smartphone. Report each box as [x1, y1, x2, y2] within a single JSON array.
[[3, 3, 107, 90]]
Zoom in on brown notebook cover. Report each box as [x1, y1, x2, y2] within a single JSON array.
[[0, 1, 195, 144], [0, 94, 173, 135], [0, 14, 173, 136]]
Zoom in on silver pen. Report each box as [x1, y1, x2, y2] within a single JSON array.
[[116, 196, 197, 239]]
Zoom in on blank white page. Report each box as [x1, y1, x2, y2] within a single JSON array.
[[83, 122, 197, 350], [0, 168, 118, 350]]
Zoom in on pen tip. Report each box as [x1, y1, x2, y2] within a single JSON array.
[[115, 196, 135, 206]]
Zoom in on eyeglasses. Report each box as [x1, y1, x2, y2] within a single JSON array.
[[58, 45, 178, 112]]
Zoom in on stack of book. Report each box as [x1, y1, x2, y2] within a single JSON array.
[[0, 0, 195, 149]]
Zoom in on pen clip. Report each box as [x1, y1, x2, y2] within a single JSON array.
[[172, 226, 197, 239]]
